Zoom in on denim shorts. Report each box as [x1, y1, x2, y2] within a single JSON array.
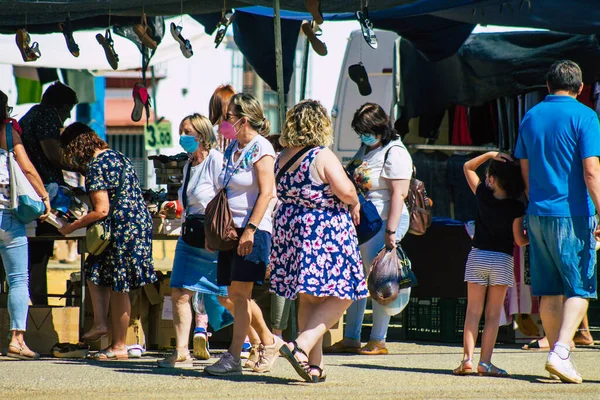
[[528, 215, 597, 299], [217, 229, 271, 286]]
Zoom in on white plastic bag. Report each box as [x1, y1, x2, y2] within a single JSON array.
[[7, 128, 43, 224], [382, 287, 411, 316]]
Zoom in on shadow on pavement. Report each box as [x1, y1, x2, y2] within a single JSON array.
[[340, 363, 600, 384], [52, 359, 299, 384]]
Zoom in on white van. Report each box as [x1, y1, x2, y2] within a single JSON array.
[[331, 29, 399, 163]]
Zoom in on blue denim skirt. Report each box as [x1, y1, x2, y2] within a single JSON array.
[[170, 238, 228, 297]]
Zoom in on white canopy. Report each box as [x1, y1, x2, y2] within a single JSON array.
[[0, 16, 213, 71]]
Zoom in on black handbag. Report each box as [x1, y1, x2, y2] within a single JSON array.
[[396, 244, 418, 289], [181, 162, 206, 248], [346, 151, 383, 245]]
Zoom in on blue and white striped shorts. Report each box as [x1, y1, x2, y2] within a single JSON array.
[[464, 247, 514, 287]]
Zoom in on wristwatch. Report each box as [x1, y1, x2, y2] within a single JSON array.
[[385, 229, 395, 235], [246, 222, 258, 232]]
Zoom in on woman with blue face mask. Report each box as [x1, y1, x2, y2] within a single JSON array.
[[325, 103, 414, 356], [157, 114, 232, 368]]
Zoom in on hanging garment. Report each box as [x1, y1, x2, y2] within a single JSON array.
[[451, 105, 472, 145]]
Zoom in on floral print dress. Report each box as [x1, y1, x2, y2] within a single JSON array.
[[270, 147, 367, 301], [85, 150, 156, 292]]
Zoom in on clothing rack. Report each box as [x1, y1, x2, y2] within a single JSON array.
[[407, 144, 499, 152]]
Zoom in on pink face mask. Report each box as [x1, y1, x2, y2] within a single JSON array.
[[220, 119, 240, 140]]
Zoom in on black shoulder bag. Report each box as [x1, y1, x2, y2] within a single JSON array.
[[181, 162, 206, 248]]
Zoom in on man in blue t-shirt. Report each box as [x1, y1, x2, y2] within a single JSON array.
[[515, 60, 600, 384]]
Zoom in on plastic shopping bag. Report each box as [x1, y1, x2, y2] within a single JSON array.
[[368, 247, 400, 306], [382, 287, 411, 316]]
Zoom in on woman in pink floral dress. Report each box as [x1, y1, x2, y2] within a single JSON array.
[[270, 99, 367, 383]]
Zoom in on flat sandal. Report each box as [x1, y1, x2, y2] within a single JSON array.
[[279, 340, 312, 382], [309, 364, 327, 383]]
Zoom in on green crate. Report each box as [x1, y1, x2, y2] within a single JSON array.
[[404, 297, 481, 343]]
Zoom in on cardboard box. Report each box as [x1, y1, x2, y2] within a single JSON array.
[[322, 316, 344, 348], [0, 307, 80, 355], [149, 293, 176, 350], [514, 313, 545, 344]]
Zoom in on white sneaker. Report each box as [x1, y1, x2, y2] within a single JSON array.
[[204, 352, 242, 376], [545, 351, 582, 384]]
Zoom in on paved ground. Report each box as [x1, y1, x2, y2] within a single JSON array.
[[1, 342, 600, 399]]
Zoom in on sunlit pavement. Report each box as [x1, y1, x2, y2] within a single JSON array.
[[1, 342, 600, 399]]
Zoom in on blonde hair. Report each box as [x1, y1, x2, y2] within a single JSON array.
[[280, 99, 332, 148], [228, 93, 271, 137], [179, 113, 217, 151]]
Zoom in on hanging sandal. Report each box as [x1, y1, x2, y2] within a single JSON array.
[[305, 0, 324, 25], [7, 344, 40, 360], [58, 17, 80, 57], [279, 341, 312, 382], [15, 29, 41, 62], [348, 62, 372, 96], [96, 29, 119, 70], [477, 361, 509, 377], [131, 83, 151, 122], [309, 365, 327, 383], [355, 7, 377, 49], [301, 21, 327, 56], [133, 13, 157, 50], [214, 10, 235, 49], [452, 359, 473, 375], [170, 22, 193, 58]]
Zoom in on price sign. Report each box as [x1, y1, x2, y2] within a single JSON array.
[[144, 122, 173, 151]]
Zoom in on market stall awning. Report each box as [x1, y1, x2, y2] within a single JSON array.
[[0, 16, 212, 71]]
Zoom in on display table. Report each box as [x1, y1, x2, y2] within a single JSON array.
[[26, 219, 182, 339]]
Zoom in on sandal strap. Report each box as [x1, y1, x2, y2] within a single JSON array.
[[309, 365, 323, 374], [478, 361, 492, 372], [291, 340, 309, 359]]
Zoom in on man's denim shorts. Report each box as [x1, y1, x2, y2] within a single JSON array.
[[528, 215, 597, 299]]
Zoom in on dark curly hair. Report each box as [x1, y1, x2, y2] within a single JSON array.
[[351, 103, 399, 147], [60, 122, 108, 169], [487, 159, 525, 199]]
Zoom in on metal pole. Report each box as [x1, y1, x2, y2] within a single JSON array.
[[273, 0, 286, 132], [299, 34, 310, 101]]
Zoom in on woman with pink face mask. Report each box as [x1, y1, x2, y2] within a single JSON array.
[[209, 84, 237, 151]]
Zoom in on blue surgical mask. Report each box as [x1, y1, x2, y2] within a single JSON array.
[[359, 133, 380, 146], [179, 135, 199, 153]]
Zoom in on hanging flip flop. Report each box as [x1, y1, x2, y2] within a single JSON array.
[[133, 13, 157, 50], [170, 22, 193, 58], [15, 28, 41, 62], [301, 21, 327, 56], [58, 17, 80, 57], [348, 62, 372, 96], [131, 83, 151, 122], [96, 29, 119, 70], [214, 10, 235, 49], [305, 0, 324, 25], [356, 7, 377, 49]]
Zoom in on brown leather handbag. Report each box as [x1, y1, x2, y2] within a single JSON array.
[[204, 187, 239, 251], [204, 143, 244, 251]]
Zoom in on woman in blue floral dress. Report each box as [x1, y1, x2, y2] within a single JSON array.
[[271, 100, 367, 383], [58, 122, 156, 360]]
